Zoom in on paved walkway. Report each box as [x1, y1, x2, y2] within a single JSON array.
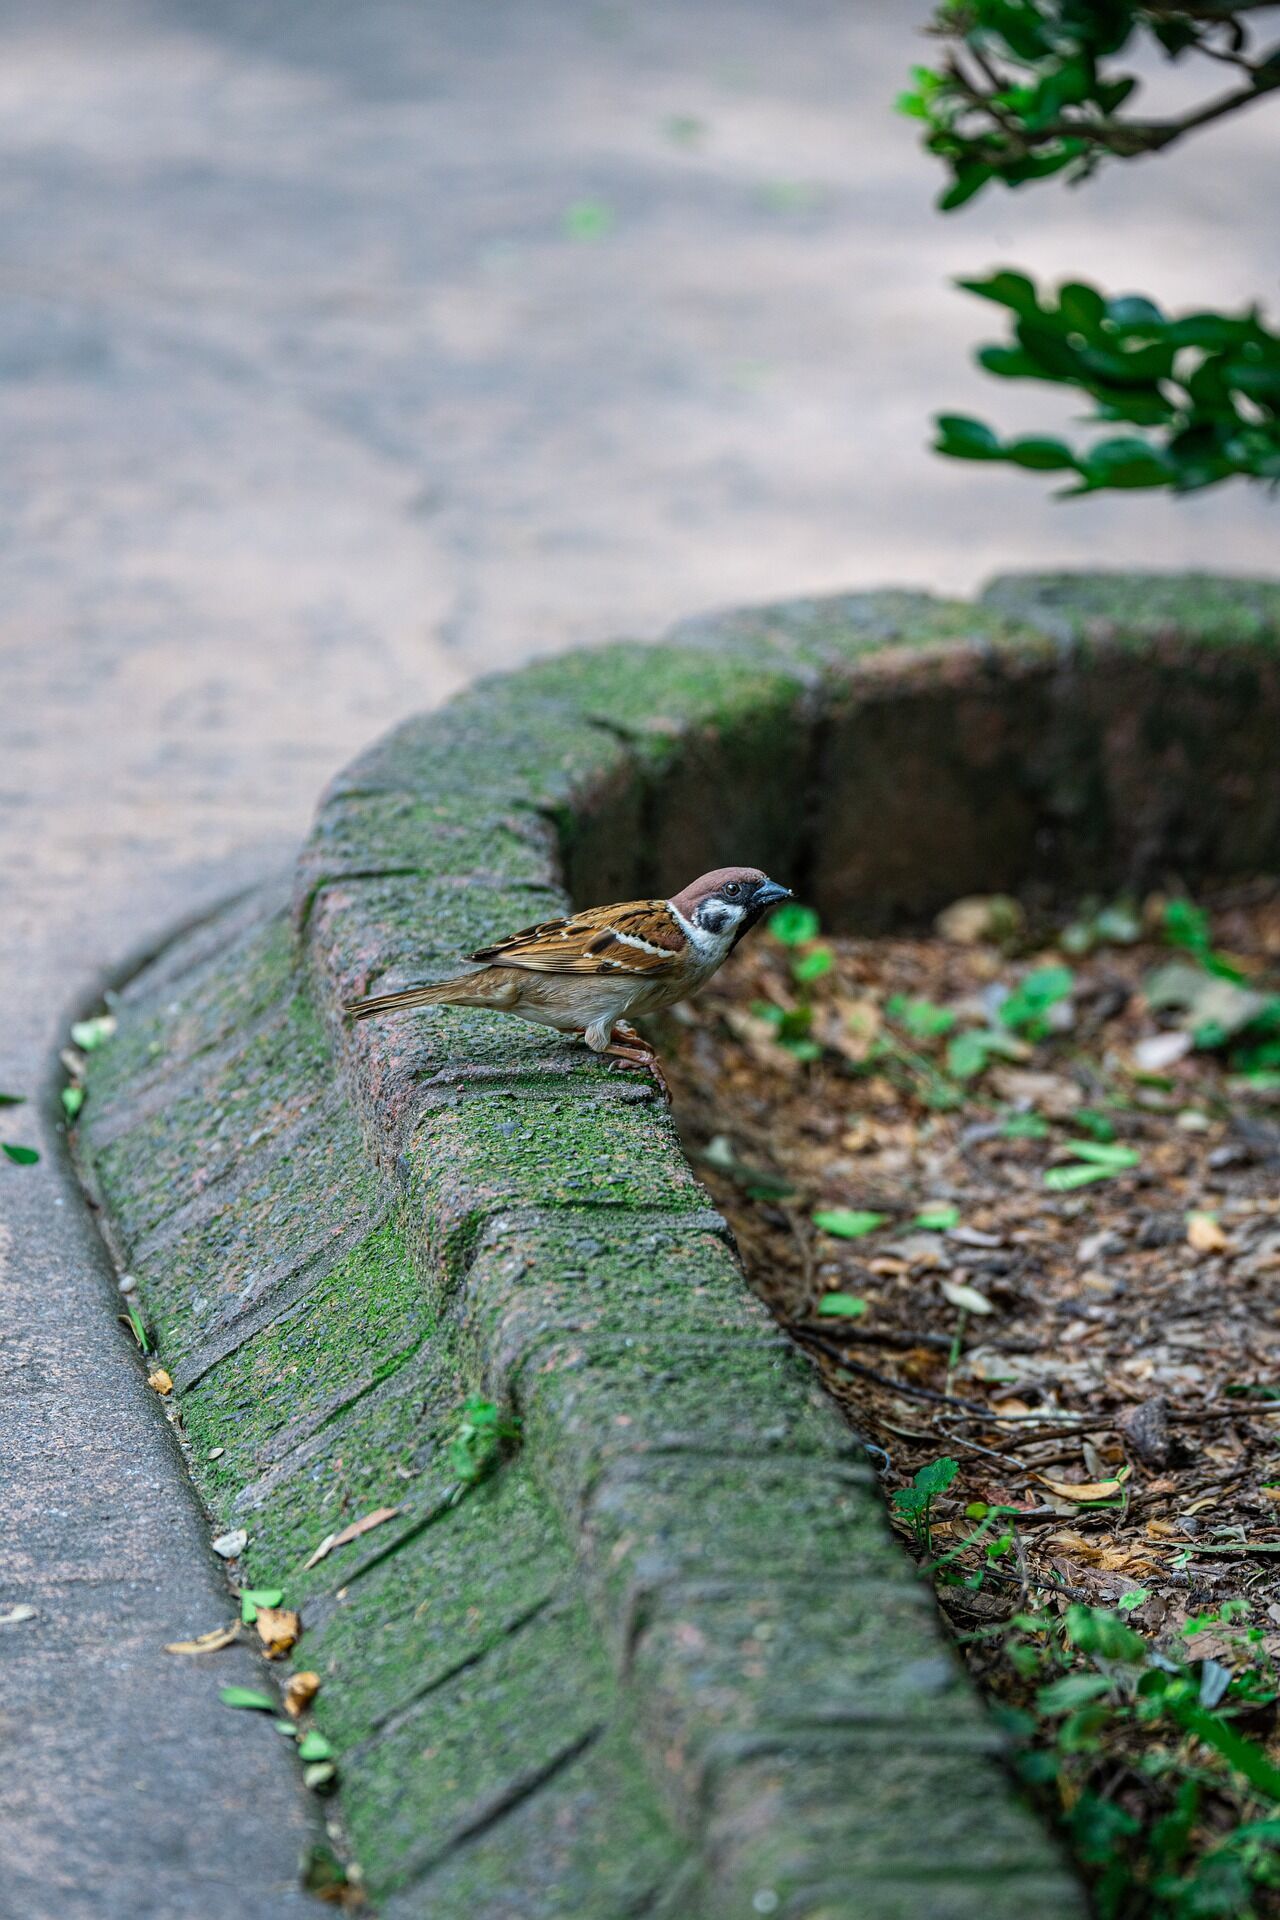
[[1, 2, 1272, 1912]]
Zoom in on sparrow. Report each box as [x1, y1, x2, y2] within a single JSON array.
[[345, 865, 792, 1096]]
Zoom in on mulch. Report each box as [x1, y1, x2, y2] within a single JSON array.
[[662, 882, 1280, 1901]]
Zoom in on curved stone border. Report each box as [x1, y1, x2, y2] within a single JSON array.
[[77, 573, 1280, 1918]]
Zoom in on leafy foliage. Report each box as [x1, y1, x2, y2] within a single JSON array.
[[901, 3, 1280, 204], [936, 275, 1280, 494], [986, 1601, 1280, 1918], [902, 3, 1280, 496]]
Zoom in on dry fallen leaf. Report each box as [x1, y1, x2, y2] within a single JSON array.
[[1133, 1031, 1194, 1073], [1038, 1465, 1132, 1503], [285, 1670, 322, 1718], [936, 894, 1023, 946], [255, 1606, 301, 1659], [1187, 1211, 1230, 1255], [989, 1065, 1082, 1120], [940, 1277, 994, 1316], [147, 1368, 174, 1395], [302, 1506, 399, 1572], [164, 1623, 240, 1655]]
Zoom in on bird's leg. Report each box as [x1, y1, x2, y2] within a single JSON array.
[[601, 1021, 671, 1103]]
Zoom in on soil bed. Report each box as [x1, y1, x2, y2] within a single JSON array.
[[664, 883, 1280, 1919]]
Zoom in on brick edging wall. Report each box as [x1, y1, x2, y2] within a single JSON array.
[[79, 574, 1280, 1917]]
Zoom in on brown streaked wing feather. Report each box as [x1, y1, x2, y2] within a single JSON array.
[[469, 900, 684, 976]]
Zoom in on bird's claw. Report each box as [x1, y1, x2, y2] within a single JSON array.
[[602, 1031, 672, 1103]]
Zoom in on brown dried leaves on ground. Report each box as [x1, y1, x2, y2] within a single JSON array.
[[665, 884, 1280, 1911]]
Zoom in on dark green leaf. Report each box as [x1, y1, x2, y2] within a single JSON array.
[[939, 163, 995, 210], [913, 1456, 958, 1497], [1059, 282, 1107, 334], [1004, 436, 1076, 471], [957, 271, 1041, 317], [934, 414, 1002, 460]]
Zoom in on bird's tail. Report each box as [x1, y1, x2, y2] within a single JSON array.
[[345, 969, 518, 1022]]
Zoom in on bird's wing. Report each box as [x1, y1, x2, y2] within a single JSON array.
[[470, 899, 686, 976]]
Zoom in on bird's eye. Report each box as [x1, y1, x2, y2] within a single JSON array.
[[722, 881, 742, 898]]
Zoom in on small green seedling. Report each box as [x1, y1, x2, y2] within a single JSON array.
[[945, 1027, 1025, 1081], [70, 1015, 115, 1052], [998, 964, 1074, 1038], [448, 1396, 519, 1495], [891, 1456, 959, 1556], [886, 994, 957, 1040], [119, 1304, 151, 1352], [769, 902, 820, 947], [2, 1087, 37, 1159]]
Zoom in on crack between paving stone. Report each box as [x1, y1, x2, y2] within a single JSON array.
[[388, 1721, 606, 1894], [333, 1488, 463, 1589], [84, 1000, 301, 1149], [249, 1333, 430, 1468], [171, 1194, 396, 1391], [127, 1085, 348, 1261], [352, 1590, 562, 1750], [294, 865, 429, 938]]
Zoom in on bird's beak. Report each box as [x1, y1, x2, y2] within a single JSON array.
[[755, 879, 792, 908]]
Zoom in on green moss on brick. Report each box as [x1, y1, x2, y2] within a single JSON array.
[[90, 907, 299, 1107], [94, 1092, 385, 1372], [90, 989, 331, 1237], [982, 570, 1280, 647], [389, 1716, 696, 1920], [404, 1089, 709, 1296], [176, 1218, 427, 1496], [340, 1595, 617, 1898], [306, 1474, 567, 1735]]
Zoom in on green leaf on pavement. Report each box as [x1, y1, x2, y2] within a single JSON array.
[[219, 1687, 276, 1712]]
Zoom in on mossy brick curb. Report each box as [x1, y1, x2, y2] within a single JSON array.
[[77, 572, 1280, 1918]]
